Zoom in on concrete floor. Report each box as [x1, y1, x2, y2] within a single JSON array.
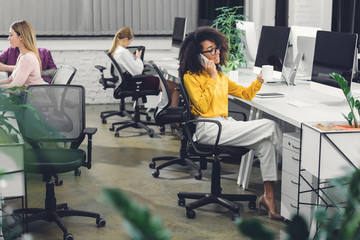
[[5, 104, 288, 240]]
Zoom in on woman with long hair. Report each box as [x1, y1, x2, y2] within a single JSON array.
[[0, 20, 45, 89], [179, 26, 283, 220], [109, 26, 180, 108]]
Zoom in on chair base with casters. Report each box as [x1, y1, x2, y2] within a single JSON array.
[[110, 91, 158, 138], [149, 134, 208, 180], [15, 174, 105, 240], [177, 146, 257, 220]]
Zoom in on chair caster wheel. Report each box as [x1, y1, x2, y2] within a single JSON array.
[[55, 178, 63, 186], [109, 126, 115, 131], [96, 218, 106, 227], [146, 116, 151, 121], [232, 213, 240, 221], [248, 200, 256, 210], [178, 198, 185, 206], [102, 119, 107, 124], [149, 133, 154, 138], [152, 170, 159, 178], [149, 162, 156, 169], [114, 132, 119, 137], [186, 209, 196, 219], [74, 169, 81, 176], [194, 173, 202, 180], [160, 126, 165, 133], [64, 233, 74, 240]]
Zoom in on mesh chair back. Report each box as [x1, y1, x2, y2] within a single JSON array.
[[179, 78, 193, 122], [21, 84, 85, 142], [152, 64, 171, 114], [105, 51, 125, 89], [50, 65, 77, 84]]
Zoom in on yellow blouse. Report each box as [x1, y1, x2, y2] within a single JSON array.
[[184, 70, 262, 118]]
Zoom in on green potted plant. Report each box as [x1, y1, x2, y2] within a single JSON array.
[[330, 72, 360, 129], [0, 86, 38, 143], [212, 5, 248, 77]]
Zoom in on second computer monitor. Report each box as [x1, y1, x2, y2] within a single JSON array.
[[297, 36, 316, 79], [254, 26, 291, 79], [311, 31, 358, 88], [172, 17, 187, 48]]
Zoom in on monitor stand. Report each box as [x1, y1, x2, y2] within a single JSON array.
[[281, 52, 303, 85]]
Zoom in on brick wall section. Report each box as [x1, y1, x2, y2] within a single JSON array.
[[51, 50, 117, 104]]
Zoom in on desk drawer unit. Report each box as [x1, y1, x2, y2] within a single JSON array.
[[281, 132, 315, 222]]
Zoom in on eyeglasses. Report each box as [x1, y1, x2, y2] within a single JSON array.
[[201, 47, 221, 56]]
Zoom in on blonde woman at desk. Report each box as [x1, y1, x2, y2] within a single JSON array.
[[109, 26, 180, 108], [179, 26, 283, 220], [0, 20, 45, 89]]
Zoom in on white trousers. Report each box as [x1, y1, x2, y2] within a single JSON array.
[[194, 116, 282, 182]]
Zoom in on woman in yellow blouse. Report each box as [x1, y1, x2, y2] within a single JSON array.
[[178, 27, 283, 220]]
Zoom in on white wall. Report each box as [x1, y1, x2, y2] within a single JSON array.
[[288, 0, 333, 31], [244, 0, 333, 35], [0, 38, 171, 105]]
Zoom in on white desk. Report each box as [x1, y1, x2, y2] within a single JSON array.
[[235, 68, 360, 189]]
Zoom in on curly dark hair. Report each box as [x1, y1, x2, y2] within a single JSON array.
[[178, 26, 229, 79]]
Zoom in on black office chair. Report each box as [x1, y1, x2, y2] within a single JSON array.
[[105, 51, 159, 138], [15, 85, 105, 240], [147, 62, 205, 179], [177, 78, 257, 220], [95, 47, 151, 125], [50, 65, 77, 84]]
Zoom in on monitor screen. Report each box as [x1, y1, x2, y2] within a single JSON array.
[[172, 17, 187, 48], [254, 26, 290, 78], [311, 31, 358, 88]]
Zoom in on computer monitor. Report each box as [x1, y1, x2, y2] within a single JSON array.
[[171, 17, 187, 48], [311, 31, 358, 92], [290, 26, 320, 62], [297, 36, 317, 79], [254, 26, 291, 79], [236, 21, 258, 62]]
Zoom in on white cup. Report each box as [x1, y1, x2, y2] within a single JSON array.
[[262, 65, 274, 83]]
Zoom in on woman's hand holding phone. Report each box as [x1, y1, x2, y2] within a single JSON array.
[[135, 49, 142, 59], [200, 54, 216, 79]]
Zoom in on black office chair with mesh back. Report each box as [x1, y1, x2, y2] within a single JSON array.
[[177, 78, 257, 220], [95, 48, 152, 125], [147, 62, 205, 179], [50, 65, 77, 84], [106, 51, 159, 138], [15, 85, 105, 240]]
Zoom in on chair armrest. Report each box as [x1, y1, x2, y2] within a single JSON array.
[[228, 110, 247, 121], [95, 65, 106, 72], [83, 127, 97, 169], [184, 119, 222, 156], [85, 127, 97, 136]]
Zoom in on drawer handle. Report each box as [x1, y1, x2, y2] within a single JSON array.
[[291, 156, 299, 161], [291, 145, 300, 150], [291, 180, 299, 185], [290, 203, 299, 209]]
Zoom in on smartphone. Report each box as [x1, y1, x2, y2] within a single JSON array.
[[199, 53, 209, 67]]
